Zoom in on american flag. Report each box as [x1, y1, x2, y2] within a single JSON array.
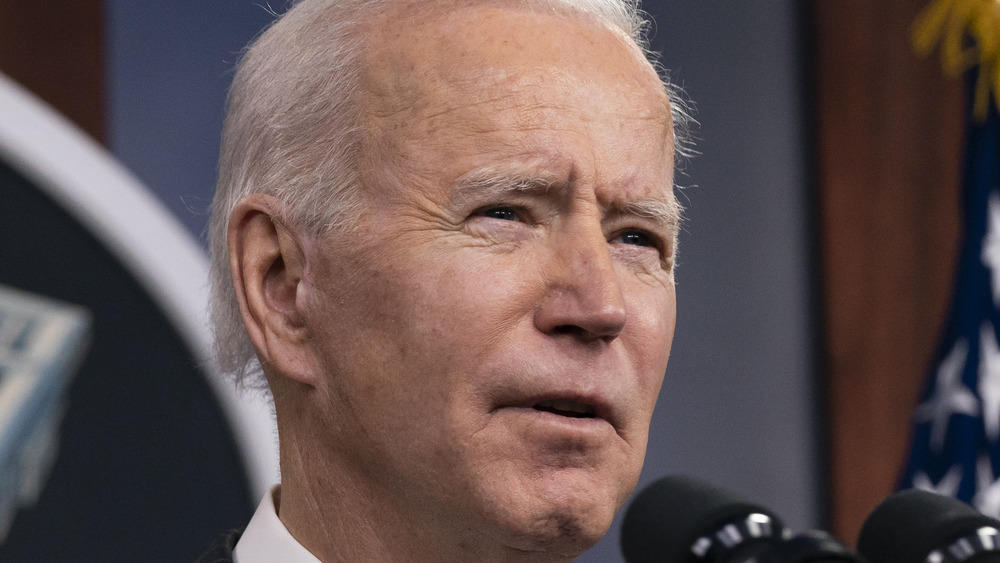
[[900, 76, 1000, 515]]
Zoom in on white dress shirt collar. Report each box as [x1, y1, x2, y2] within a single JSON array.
[[233, 485, 321, 563]]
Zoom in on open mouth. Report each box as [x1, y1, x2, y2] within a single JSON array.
[[533, 398, 597, 419]]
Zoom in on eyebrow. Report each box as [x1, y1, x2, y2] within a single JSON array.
[[451, 168, 559, 205], [451, 166, 681, 234], [609, 197, 683, 236]]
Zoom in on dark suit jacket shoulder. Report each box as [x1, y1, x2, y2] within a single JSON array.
[[195, 529, 243, 563]]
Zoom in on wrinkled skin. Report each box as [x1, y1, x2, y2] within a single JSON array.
[[235, 4, 679, 562]]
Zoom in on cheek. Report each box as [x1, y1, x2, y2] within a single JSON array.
[[310, 245, 536, 386], [625, 284, 676, 396], [407, 250, 542, 342]]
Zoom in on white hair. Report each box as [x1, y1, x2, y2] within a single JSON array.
[[209, 0, 694, 390]]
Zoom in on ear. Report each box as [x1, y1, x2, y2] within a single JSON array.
[[228, 194, 319, 387]]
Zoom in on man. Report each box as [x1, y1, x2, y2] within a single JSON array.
[[201, 0, 689, 560]]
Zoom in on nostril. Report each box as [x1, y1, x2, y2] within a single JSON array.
[[538, 312, 625, 342]]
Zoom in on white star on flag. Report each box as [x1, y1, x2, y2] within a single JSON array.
[[981, 323, 1000, 442], [916, 339, 979, 452], [974, 455, 1000, 518], [982, 191, 1000, 306], [914, 465, 964, 497]]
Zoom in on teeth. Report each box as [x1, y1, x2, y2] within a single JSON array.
[[535, 399, 595, 417]]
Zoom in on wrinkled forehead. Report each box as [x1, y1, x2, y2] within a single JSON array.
[[351, 2, 677, 218], [357, 3, 672, 127]]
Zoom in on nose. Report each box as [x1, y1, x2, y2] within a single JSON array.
[[534, 219, 627, 343]]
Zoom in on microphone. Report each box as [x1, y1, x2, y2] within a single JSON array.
[[857, 489, 1000, 563], [621, 475, 859, 563]]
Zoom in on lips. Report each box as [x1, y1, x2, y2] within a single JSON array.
[[533, 398, 597, 419], [489, 382, 620, 433]]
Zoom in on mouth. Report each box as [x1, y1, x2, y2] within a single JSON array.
[[532, 398, 597, 419]]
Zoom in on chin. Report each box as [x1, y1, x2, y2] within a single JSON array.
[[524, 507, 612, 555], [482, 471, 625, 558]]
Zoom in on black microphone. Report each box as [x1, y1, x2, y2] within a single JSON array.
[[858, 489, 1000, 563], [621, 475, 860, 563]]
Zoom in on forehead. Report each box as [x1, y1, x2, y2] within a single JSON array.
[[361, 4, 668, 114], [356, 4, 675, 201]]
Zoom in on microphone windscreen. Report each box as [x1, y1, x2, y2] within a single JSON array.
[[857, 488, 1000, 563], [621, 475, 785, 563]]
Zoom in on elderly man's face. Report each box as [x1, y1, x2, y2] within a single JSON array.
[[302, 5, 676, 556]]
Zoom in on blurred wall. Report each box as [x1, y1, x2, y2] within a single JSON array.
[[630, 0, 818, 549], [106, 1, 274, 238], [0, 1, 105, 141], [812, 1, 965, 542]]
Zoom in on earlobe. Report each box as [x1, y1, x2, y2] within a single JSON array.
[[228, 194, 319, 386]]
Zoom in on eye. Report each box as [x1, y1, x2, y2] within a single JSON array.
[[615, 229, 658, 248], [475, 206, 522, 222]]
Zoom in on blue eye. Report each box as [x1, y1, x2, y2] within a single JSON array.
[[619, 230, 656, 247], [479, 207, 520, 221]]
